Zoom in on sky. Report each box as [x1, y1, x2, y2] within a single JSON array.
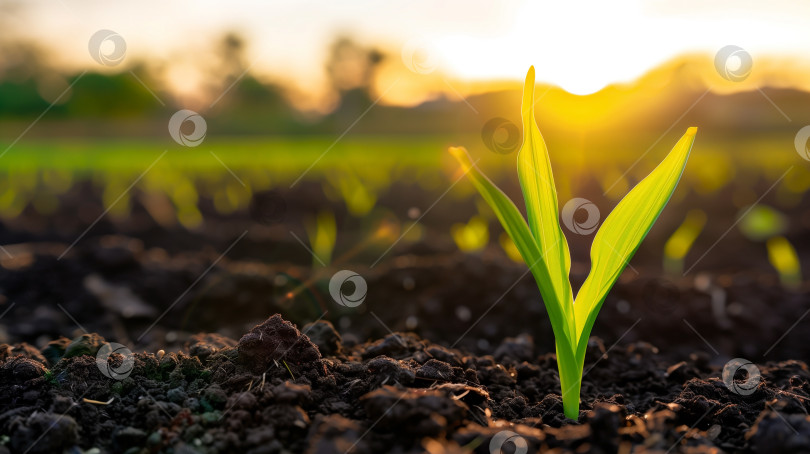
[[6, 0, 810, 98]]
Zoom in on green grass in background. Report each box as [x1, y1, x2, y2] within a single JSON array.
[[0, 133, 806, 227]]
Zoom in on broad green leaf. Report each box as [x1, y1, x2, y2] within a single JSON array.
[[449, 146, 575, 347], [573, 128, 697, 356], [517, 67, 574, 337]]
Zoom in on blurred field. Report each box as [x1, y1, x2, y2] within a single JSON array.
[[0, 131, 806, 214], [1, 33, 809, 283], [0, 131, 807, 279]]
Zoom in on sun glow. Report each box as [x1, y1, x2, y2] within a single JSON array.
[[431, 0, 810, 96]]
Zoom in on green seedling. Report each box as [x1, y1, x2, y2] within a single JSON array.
[[451, 215, 490, 253], [766, 236, 801, 289], [449, 66, 696, 419], [305, 210, 337, 267], [737, 204, 801, 289], [664, 209, 707, 276]]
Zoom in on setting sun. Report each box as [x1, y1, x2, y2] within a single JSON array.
[[430, 0, 810, 96]]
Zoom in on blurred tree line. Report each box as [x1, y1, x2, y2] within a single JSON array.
[[0, 30, 806, 139], [0, 32, 417, 136]]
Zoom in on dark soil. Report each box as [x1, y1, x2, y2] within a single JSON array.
[[2, 310, 810, 454], [0, 182, 809, 453]]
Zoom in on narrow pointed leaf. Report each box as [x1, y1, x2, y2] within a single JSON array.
[[517, 67, 574, 334], [574, 128, 697, 356], [449, 146, 575, 347]]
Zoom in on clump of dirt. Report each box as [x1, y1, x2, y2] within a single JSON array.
[[236, 314, 325, 376]]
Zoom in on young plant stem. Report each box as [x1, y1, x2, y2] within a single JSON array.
[[556, 341, 583, 419]]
